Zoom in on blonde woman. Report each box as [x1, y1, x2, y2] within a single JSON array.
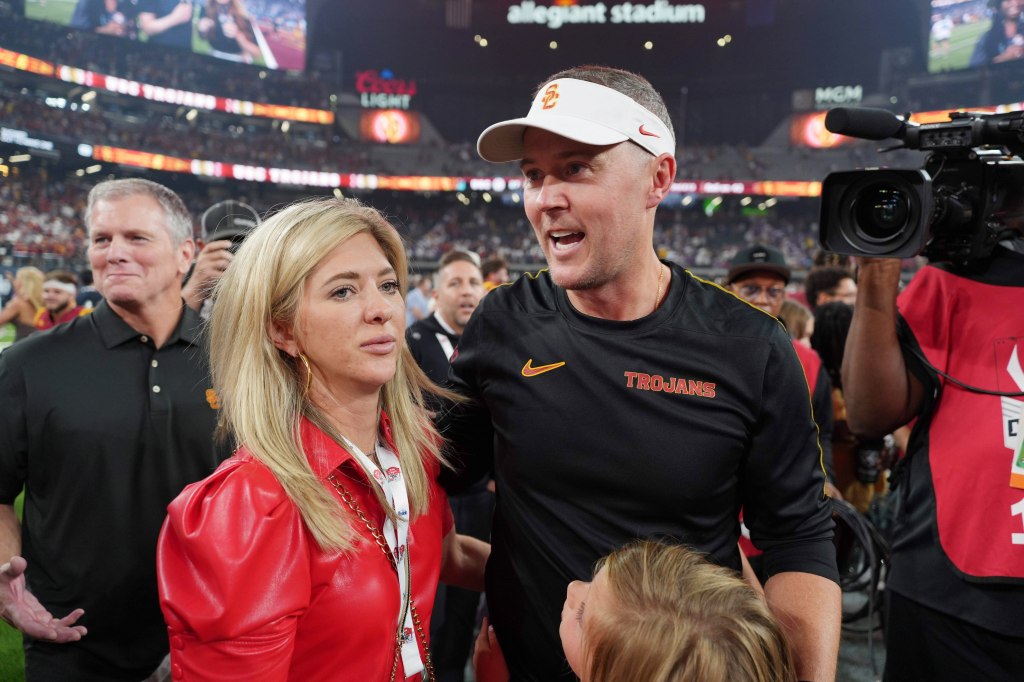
[[0, 266, 44, 342], [476, 540, 796, 682], [157, 198, 487, 680]]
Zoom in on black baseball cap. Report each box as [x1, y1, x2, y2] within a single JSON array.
[[201, 200, 261, 243], [726, 244, 791, 284]]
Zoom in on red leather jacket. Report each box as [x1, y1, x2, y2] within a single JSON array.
[[157, 416, 452, 681]]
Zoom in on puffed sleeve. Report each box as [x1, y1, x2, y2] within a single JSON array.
[[157, 457, 312, 681]]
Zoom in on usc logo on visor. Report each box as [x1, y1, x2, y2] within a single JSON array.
[[541, 83, 560, 110]]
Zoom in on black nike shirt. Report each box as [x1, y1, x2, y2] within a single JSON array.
[[440, 262, 837, 682]]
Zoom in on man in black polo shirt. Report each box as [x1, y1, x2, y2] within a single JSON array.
[[443, 66, 839, 682], [0, 178, 226, 681]]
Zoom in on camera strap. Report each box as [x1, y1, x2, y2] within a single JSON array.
[[906, 343, 1024, 397]]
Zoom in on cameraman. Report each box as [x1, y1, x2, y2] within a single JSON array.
[[843, 237, 1024, 681]]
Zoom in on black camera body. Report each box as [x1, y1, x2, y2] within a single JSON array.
[[819, 107, 1024, 266]]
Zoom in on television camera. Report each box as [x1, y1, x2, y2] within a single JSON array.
[[819, 106, 1024, 266]]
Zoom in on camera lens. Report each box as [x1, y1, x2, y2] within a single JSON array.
[[821, 168, 929, 259], [851, 184, 911, 243]]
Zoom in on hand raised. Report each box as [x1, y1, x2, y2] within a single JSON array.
[[0, 556, 87, 643]]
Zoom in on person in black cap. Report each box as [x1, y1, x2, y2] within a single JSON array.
[[182, 199, 261, 316], [726, 245, 839, 501]]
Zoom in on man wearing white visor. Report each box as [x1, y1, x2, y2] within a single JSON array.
[[442, 66, 840, 681], [36, 270, 90, 331]]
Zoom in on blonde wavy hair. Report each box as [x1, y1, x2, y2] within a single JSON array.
[[15, 267, 44, 310], [208, 197, 448, 553], [586, 541, 796, 682]]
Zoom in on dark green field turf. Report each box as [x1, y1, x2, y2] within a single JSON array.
[[0, 493, 24, 682], [929, 19, 990, 72], [24, 0, 77, 27]]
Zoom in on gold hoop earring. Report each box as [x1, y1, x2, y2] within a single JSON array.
[[298, 353, 313, 398]]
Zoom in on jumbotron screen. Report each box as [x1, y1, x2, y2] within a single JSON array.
[[25, 0, 307, 71], [928, 0, 1024, 73]]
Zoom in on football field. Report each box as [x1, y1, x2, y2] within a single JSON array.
[[24, 0, 77, 27], [929, 19, 990, 72], [0, 493, 25, 682]]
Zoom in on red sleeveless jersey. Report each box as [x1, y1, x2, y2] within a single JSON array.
[[900, 263, 1024, 581]]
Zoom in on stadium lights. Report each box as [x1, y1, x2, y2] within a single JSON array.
[[717, 34, 733, 47], [765, 197, 778, 208], [681, 196, 694, 206], [479, 38, 489, 47], [81, 90, 97, 103], [8, 154, 31, 163], [482, 192, 492, 203], [549, 41, 558, 50], [740, 196, 752, 206], [473, 34, 482, 43], [86, 164, 102, 174], [75, 169, 85, 176], [333, 188, 343, 199], [281, 121, 291, 133], [644, 41, 654, 50], [511, 193, 521, 203], [185, 109, 198, 122]]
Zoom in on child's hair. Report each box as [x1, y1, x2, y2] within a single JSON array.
[[779, 298, 813, 341], [585, 541, 796, 682]]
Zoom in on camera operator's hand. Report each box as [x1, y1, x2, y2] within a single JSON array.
[[842, 256, 925, 439], [183, 240, 234, 312], [854, 257, 902, 305]]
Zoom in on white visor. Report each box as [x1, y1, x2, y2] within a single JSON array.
[[477, 78, 676, 162]]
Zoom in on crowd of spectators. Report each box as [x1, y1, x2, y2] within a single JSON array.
[[1, 163, 921, 282], [0, 166, 89, 268], [4, 81, 928, 183], [0, 81, 516, 176]]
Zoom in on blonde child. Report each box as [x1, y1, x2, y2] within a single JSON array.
[[476, 540, 795, 682]]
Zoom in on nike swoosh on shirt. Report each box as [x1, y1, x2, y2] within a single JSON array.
[[638, 125, 660, 138], [521, 359, 566, 377]]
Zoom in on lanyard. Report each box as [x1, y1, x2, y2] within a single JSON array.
[[340, 435, 424, 677]]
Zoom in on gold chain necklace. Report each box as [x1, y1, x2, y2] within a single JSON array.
[[328, 473, 435, 682]]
